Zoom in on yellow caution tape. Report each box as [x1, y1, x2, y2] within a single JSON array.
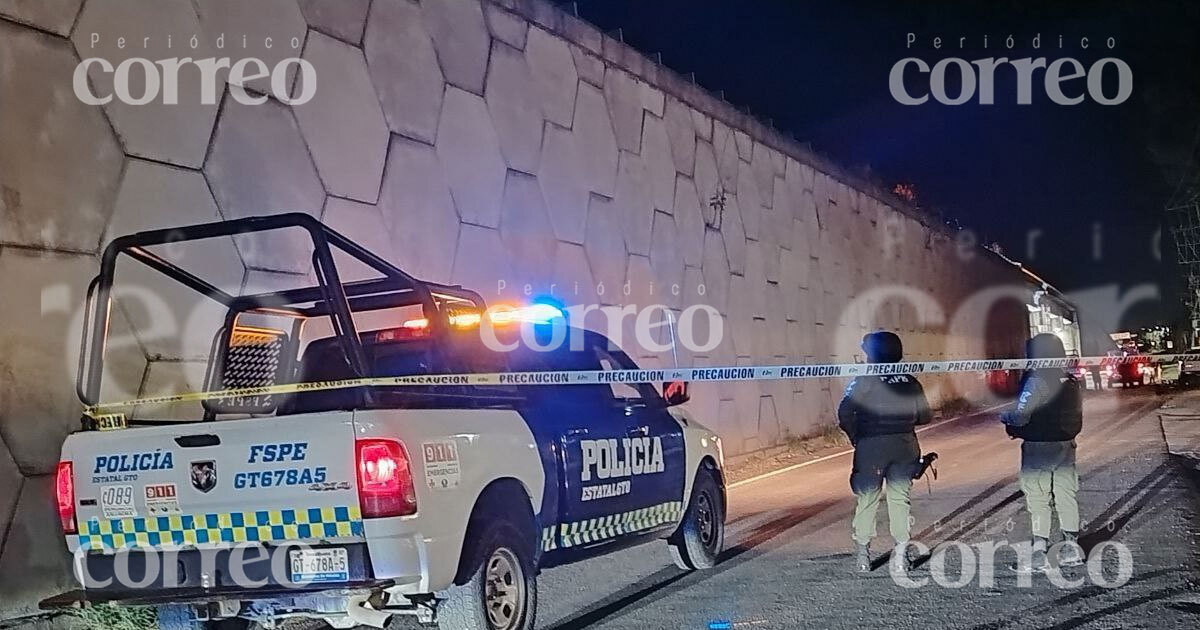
[[82, 353, 1180, 418]]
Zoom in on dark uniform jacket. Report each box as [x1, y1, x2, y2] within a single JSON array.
[[837, 374, 933, 445], [1002, 370, 1083, 442]]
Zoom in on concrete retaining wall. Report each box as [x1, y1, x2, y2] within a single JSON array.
[[0, 0, 1034, 617]]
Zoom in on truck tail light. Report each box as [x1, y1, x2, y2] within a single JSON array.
[[355, 439, 417, 518], [55, 461, 77, 534]]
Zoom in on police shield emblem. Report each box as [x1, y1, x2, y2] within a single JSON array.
[[190, 460, 217, 493]]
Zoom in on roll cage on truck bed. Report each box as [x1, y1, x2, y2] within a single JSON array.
[[77, 212, 495, 421]]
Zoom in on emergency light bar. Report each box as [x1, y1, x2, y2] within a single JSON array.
[[399, 303, 564, 331]]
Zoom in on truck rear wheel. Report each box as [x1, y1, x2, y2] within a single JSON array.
[[439, 520, 536, 630], [668, 468, 725, 570]]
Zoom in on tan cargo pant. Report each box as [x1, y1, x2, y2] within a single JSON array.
[[1019, 440, 1080, 538], [850, 434, 919, 545]]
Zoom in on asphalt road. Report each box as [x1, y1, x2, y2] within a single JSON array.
[[536, 388, 1200, 630]]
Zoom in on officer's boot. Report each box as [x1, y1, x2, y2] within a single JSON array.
[[1015, 536, 1050, 574], [890, 542, 912, 574], [855, 542, 871, 573], [1059, 531, 1085, 567]]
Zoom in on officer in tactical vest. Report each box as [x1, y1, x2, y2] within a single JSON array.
[[1001, 333, 1085, 573], [838, 331, 932, 573]]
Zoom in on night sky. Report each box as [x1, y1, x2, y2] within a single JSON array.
[[560, 0, 1200, 330]]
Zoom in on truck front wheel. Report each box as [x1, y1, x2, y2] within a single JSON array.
[[668, 468, 725, 570], [439, 520, 537, 630]]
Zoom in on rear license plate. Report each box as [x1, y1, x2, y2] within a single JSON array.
[[289, 548, 349, 583]]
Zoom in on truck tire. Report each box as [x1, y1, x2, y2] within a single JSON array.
[[439, 520, 536, 630], [668, 468, 725, 571]]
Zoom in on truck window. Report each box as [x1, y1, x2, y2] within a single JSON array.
[[593, 345, 663, 407], [597, 353, 641, 401], [508, 340, 611, 408]]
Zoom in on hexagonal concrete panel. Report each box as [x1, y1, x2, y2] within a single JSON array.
[[71, 0, 218, 168], [242, 268, 317, 294], [538, 124, 590, 245], [525, 26, 578, 128], [0, 439, 20, 554], [623, 253, 654, 306], [769, 176, 795, 251], [105, 159, 246, 360], [725, 277, 755, 360], [734, 130, 753, 159], [203, 96, 325, 272], [421, 0, 490, 95], [97, 311, 152, 407], [195, 0, 308, 95], [736, 160, 763, 241], [295, 31, 389, 203], [484, 2, 528, 50], [379, 135, 461, 283], [761, 239, 783, 286], [436, 87, 507, 228], [485, 42, 543, 175], [692, 109, 713, 142], [604, 69, 647, 153], [752, 143, 779, 206], [664, 97, 697, 177], [0, 249, 98, 474], [701, 230, 730, 317], [641, 85, 665, 118], [674, 175, 705, 268], [613, 151, 654, 257], [692, 140, 721, 218], [0, 477, 77, 618], [641, 115, 676, 213], [551, 242, 596, 306], [649, 210, 684, 309], [715, 124, 740, 193], [451, 224, 512, 299], [744, 245, 767, 320], [365, 0, 445, 144], [299, 0, 370, 44], [779, 248, 809, 321], [721, 192, 747, 276], [583, 195, 626, 303], [132, 359, 208, 421], [571, 45, 605, 87], [322, 197, 397, 282], [499, 171, 558, 289], [758, 395, 781, 446], [0, 0, 82, 35], [572, 83, 619, 198], [1, 22, 123, 252]]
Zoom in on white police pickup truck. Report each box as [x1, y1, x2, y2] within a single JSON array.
[[45, 215, 726, 630]]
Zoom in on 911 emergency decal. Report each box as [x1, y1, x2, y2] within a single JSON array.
[[144, 483, 181, 515], [422, 440, 461, 490]]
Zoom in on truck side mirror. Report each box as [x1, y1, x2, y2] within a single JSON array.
[[662, 380, 690, 406]]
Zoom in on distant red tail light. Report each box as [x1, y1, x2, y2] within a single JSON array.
[[55, 461, 76, 534], [355, 439, 417, 518]]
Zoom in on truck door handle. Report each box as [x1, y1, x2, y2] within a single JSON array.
[[175, 434, 220, 448], [565, 427, 589, 437], [627, 425, 649, 437]]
